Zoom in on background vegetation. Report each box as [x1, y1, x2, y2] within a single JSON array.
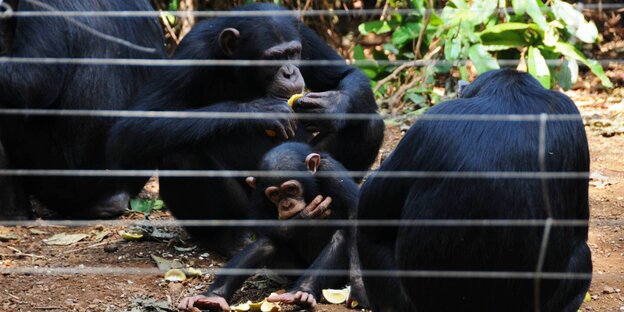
[[152, 0, 617, 115]]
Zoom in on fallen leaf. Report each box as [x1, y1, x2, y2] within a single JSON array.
[[151, 255, 184, 272], [0, 233, 17, 242], [43, 233, 88, 246]]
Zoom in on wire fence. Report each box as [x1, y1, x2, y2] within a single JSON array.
[[0, 3, 622, 311]]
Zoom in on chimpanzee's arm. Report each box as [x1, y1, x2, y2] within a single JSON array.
[[106, 98, 294, 169], [298, 26, 377, 116], [0, 14, 65, 109], [204, 236, 277, 301], [297, 26, 384, 173], [289, 229, 349, 299]]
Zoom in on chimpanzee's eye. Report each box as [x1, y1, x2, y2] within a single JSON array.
[[269, 191, 279, 200], [286, 186, 298, 196]]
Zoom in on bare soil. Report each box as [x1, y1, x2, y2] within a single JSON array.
[[1, 87, 624, 312]]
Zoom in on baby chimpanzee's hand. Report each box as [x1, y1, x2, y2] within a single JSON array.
[[267, 291, 317, 307], [178, 294, 230, 311], [299, 195, 332, 219]]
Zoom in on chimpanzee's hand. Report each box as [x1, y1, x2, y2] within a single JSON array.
[[294, 91, 345, 133], [178, 294, 230, 311], [298, 195, 332, 219], [251, 99, 297, 140], [267, 291, 317, 307]]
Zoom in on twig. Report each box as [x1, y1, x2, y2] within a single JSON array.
[[3, 246, 45, 259], [33, 307, 61, 310], [414, 0, 434, 59], [159, 11, 180, 44], [380, 0, 389, 21], [7, 293, 20, 300], [62, 238, 124, 254]]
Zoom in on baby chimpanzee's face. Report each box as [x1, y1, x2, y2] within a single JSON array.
[[264, 179, 306, 219]]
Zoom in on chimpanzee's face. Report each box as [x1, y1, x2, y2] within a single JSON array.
[[264, 179, 306, 219], [261, 41, 305, 99]]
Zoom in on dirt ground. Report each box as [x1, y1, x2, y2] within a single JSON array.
[[1, 87, 624, 311]]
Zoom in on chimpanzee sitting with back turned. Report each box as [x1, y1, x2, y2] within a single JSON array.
[[357, 69, 591, 311], [107, 3, 384, 256], [178, 142, 367, 310]]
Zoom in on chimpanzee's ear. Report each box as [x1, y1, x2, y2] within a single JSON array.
[[305, 153, 321, 174], [245, 176, 256, 189], [219, 28, 240, 57]]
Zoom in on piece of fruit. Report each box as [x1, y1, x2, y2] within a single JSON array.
[[287, 93, 304, 107], [584, 292, 591, 303], [164, 269, 186, 282], [230, 301, 251, 311], [260, 300, 280, 312], [120, 231, 144, 241], [322, 286, 350, 304], [184, 267, 202, 277], [248, 300, 264, 311]]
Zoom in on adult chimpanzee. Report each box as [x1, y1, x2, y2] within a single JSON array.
[[178, 142, 367, 310], [357, 69, 591, 311], [107, 4, 384, 254], [0, 0, 165, 219]]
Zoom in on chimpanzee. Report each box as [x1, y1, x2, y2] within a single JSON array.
[[178, 142, 367, 310], [107, 4, 384, 254], [0, 0, 165, 219], [357, 69, 591, 311]]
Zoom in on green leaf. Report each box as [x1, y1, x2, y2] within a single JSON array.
[[552, 0, 584, 28], [468, 44, 500, 74], [130, 198, 151, 214], [512, 0, 528, 15], [358, 21, 393, 35], [554, 42, 613, 88], [543, 22, 560, 47], [167, 0, 179, 11], [444, 37, 462, 60], [353, 44, 366, 60], [152, 200, 165, 210], [525, 0, 548, 30], [165, 13, 176, 25], [576, 21, 598, 43], [411, 0, 426, 14], [469, 0, 498, 25], [383, 43, 399, 55], [557, 59, 578, 90], [353, 44, 379, 80], [405, 92, 426, 105], [527, 46, 551, 89], [478, 22, 540, 47], [391, 23, 421, 46]]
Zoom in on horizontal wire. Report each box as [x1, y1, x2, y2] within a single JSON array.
[[0, 169, 590, 179], [1, 4, 622, 18], [0, 267, 606, 280], [0, 58, 620, 67], [0, 109, 588, 121], [0, 218, 611, 227]]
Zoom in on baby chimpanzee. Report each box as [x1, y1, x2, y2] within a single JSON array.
[[179, 142, 367, 310]]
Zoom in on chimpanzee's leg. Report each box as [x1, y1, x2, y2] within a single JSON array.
[[159, 151, 252, 256]]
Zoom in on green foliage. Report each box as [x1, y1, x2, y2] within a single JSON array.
[[357, 0, 612, 110], [130, 198, 165, 215]]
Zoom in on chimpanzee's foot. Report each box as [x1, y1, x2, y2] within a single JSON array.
[[75, 193, 130, 219], [267, 291, 317, 307]]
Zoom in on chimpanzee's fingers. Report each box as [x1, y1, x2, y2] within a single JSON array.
[[296, 96, 327, 109], [178, 296, 192, 309], [272, 120, 289, 140], [216, 297, 230, 311], [285, 121, 296, 139], [322, 208, 332, 218], [318, 197, 332, 211]]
